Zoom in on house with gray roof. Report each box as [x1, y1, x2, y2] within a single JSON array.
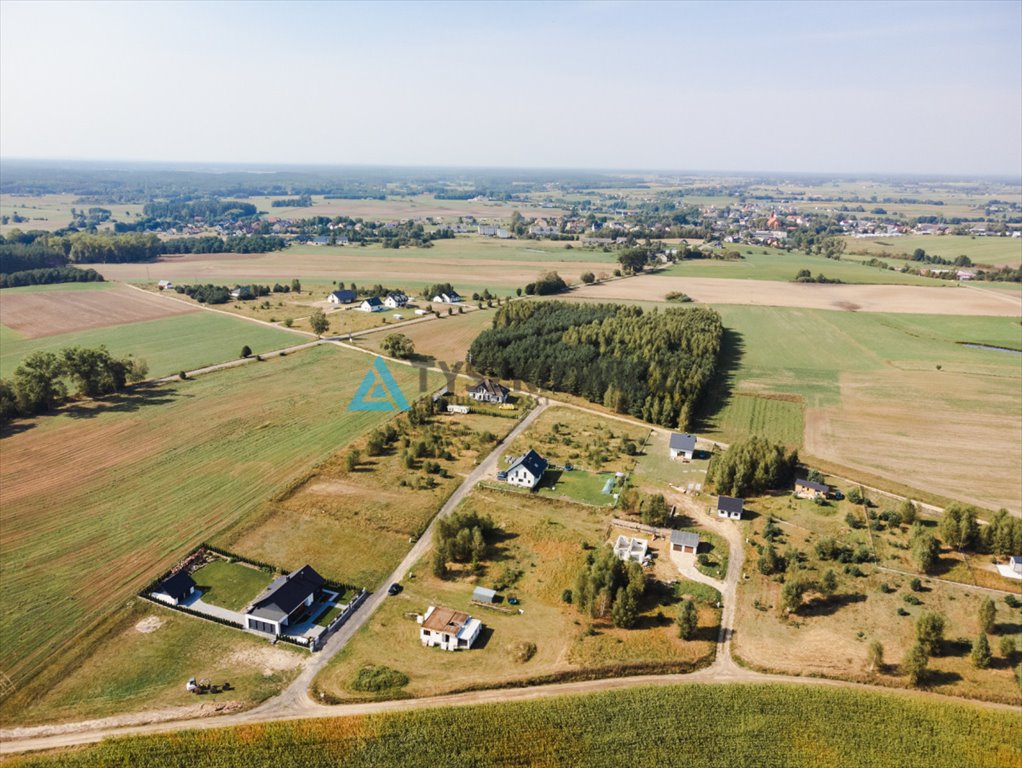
[[670, 530, 701, 554], [669, 432, 697, 461], [794, 477, 829, 499], [716, 496, 745, 520], [500, 448, 548, 489], [469, 378, 510, 404], [244, 564, 325, 636]]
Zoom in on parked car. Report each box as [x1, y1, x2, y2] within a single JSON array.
[[830, 490, 844, 501], [387, 583, 402, 596]]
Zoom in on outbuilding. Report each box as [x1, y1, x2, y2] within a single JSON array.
[[472, 586, 497, 604], [151, 570, 196, 606], [716, 496, 745, 520], [670, 530, 701, 554], [669, 432, 697, 461]]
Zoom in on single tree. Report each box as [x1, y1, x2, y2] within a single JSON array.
[[431, 549, 447, 579], [240, 345, 252, 358], [903, 642, 929, 686], [382, 333, 415, 359], [999, 636, 1016, 659], [915, 611, 946, 657], [866, 640, 884, 674], [611, 586, 638, 629], [677, 599, 698, 640], [978, 597, 996, 635], [309, 309, 329, 335], [971, 632, 992, 669], [344, 449, 360, 472]]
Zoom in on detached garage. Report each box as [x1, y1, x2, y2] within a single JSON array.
[[671, 530, 701, 555]]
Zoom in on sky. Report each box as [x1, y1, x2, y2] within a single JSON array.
[[1, 0, 1020, 176]]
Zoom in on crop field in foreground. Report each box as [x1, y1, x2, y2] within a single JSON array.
[[0, 285, 301, 378], [12, 684, 1019, 768], [844, 234, 1022, 267], [0, 345, 434, 710]]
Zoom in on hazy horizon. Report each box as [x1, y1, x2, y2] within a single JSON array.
[[2, 0, 1020, 177]]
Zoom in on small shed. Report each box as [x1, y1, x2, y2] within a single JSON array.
[[671, 530, 701, 554], [472, 586, 497, 604], [717, 496, 745, 520]]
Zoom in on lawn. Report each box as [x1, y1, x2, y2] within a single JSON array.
[[219, 410, 513, 591], [7, 600, 302, 726], [732, 490, 1022, 705], [313, 487, 717, 702], [502, 406, 650, 476], [534, 468, 619, 506], [0, 345, 437, 715], [0, 308, 302, 378], [18, 684, 1018, 768], [631, 428, 712, 488], [191, 560, 271, 611], [654, 245, 936, 285], [844, 234, 1022, 268]]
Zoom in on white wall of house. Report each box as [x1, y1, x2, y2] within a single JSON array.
[[507, 467, 538, 488]]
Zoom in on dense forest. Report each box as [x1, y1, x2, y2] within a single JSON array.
[[468, 302, 723, 429], [0, 265, 103, 289], [0, 231, 285, 270]]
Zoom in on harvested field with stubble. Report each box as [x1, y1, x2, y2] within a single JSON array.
[[568, 275, 1022, 315], [0, 283, 197, 338], [805, 369, 1022, 513], [0, 345, 438, 712], [355, 307, 495, 364]]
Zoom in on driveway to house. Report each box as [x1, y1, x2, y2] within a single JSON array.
[[255, 397, 551, 719], [182, 594, 246, 626]]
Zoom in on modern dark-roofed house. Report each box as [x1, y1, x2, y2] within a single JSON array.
[[151, 570, 196, 606], [716, 496, 745, 520], [794, 477, 829, 500], [669, 432, 697, 461], [359, 296, 384, 312], [328, 289, 357, 304], [670, 530, 701, 554], [502, 448, 548, 489], [468, 378, 510, 404], [244, 564, 325, 636]]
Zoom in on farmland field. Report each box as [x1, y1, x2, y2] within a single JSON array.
[[86, 236, 613, 296], [568, 274, 1021, 315], [655, 246, 936, 284], [11, 684, 1018, 768], [0, 193, 143, 234], [711, 306, 1022, 512], [314, 486, 718, 702], [844, 234, 1022, 267], [0, 311, 303, 379], [245, 192, 566, 221], [219, 410, 510, 590], [0, 282, 197, 338], [0, 345, 433, 712], [354, 304, 496, 364]]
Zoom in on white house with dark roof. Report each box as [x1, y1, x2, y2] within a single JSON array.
[[384, 293, 408, 309], [468, 378, 509, 404], [359, 297, 384, 312], [432, 292, 462, 304], [328, 289, 357, 304], [716, 496, 744, 520], [670, 530, 701, 554], [669, 433, 697, 461], [150, 570, 196, 606], [418, 606, 482, 651], [500, 449, 548, 489], [244, 565, 325, 636]]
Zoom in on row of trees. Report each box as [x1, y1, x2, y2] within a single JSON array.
[[706, 436, 799, 497], [469, 302, 723, 430], [0, 265, 103, 288], [0, 347, 148, 422]]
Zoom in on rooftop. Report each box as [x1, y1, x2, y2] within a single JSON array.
[[669, 432, 697, 452], [717, 496, 745, 515], [670, 530, 701, 550], [422, 606, 472, 634]]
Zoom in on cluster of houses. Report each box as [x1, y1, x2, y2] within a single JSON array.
[[327, 290, 409, 312]]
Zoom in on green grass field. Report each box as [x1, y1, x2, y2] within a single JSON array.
[[192, 560, 271, 611], [9, 600, 302, 726], [12, 684, 1019, 768], [844, 234, 1022, 267], [0, 311, 302, 379], [655, 246, 936, 285], [0, 345, 436, 711]]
